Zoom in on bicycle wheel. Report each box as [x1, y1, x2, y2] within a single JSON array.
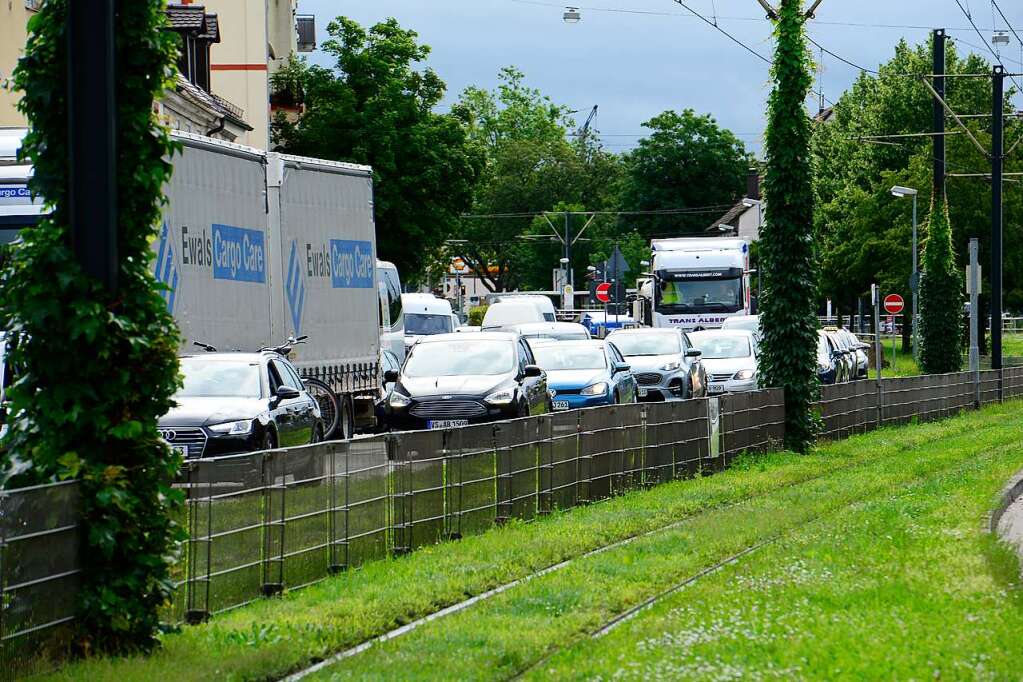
[[303, 376, 340, 439]]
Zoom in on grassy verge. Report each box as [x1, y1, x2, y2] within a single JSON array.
[[42, 404, 1019, 681], [535, 426, 1023, 679], [298, 403, 1023, 679]]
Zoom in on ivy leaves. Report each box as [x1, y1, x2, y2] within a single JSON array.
[[4, 0, 184, 654], [919, 197, 964, 373]]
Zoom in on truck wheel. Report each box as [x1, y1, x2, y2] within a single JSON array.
[[339, 397, 355, 440]]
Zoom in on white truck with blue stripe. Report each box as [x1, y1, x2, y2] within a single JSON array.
[[156, 132, 383, 435]]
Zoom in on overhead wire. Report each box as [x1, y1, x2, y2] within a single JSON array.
[[951, 0, 1023, 91]]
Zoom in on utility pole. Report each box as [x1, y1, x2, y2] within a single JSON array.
[[969, 238, 980, 406], [991, 64, 1004, 372], [932, 29, 946, 203], [68, 0, 118, 291]]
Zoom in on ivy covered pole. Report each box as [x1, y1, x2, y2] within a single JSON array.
[[3, 1, 183, 654], [918, 197, 964, 373], [758, 0, 820, 452]]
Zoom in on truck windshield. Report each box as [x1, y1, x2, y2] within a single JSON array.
[[657, 277, 743, 313], [405, 313, 453, 336]]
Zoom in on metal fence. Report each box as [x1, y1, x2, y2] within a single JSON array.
[[6, 367, 1023, 674]]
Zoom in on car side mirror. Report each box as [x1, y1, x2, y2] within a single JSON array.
[[383, 369, 399, 383], [523, 364, 543, 378], [685, 348, 702, 358], [614, 363, 631, 374], [275, 385, 301, 400], [831, 350, 843, 359]]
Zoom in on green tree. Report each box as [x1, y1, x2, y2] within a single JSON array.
[[620, 109, 748, 239], [918, 196, 963, 372], [450, 67, 625, 292], [271, 17, 482, 281], [759, 0, 819, 452], [3, 1, 183, 652]]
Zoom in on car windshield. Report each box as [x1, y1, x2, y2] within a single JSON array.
[[818, 337, 832, 365], [404, 340, 515, 377], [610, 333, 680, 357], [177, 358, 261, 398], [690, 335, 751, 359], [532, 345, 607, 371], [657, 277, 743, 313], [404, 313, 453, 336]]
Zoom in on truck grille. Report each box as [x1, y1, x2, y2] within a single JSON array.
[[710, 373, 735, 382], [635, 372, 663, 386], [160, 427, 207, 458], [410, 400, 488, 420]]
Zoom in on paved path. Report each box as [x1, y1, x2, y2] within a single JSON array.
[[997, 494, 1023, 560]]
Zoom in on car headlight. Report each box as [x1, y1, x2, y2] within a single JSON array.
[[388, 392, 412, 408], [580, 382, 609, 396], [208, 419, 253, 435], [733, 369, 756, 381], [660, 361, 681, 372], [485, 388, 516, 405]]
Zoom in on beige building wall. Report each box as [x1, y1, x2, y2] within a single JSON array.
[[0, 0, 36, 128]]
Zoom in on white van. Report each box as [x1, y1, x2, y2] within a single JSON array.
[[481, 300, 547, 330], [402, 293, 455, 348], [490, 294, 557, 322], [378, 260, 405, 361]]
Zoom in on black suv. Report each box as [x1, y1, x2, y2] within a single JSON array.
[[159, 351, 323, 458]]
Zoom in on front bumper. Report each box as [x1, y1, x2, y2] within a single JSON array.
[[633, 370, 687, 402], [158, 423, 264, 459], [384, 398, 519, 430], [707, 378, 758, 394], [550, 391, 613, 411]]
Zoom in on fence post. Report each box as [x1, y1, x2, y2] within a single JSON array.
[[262, 450, 285, 597]]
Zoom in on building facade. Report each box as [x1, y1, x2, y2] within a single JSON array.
[[0, 1, 312, 150]]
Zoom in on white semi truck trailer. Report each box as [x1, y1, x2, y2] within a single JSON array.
[[2, 129, 396, 437], [639, 237, 752, 332]]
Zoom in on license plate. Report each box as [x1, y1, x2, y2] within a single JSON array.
[[428, 419, 469, 429], [708, 384, 725, 394], [638, 387, 648, 398], [552, 401, 570, 411], [168, 444, 187, 457]]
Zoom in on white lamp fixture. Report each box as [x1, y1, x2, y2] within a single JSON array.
[[993, 31, 1010, 46], [890, 185, 918, 198], [563, 6, 581, 23]]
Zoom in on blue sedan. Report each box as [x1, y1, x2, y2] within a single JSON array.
[[529, 340, 638, 410]]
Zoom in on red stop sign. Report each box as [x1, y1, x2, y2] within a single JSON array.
[[883, 294, 905, 315], [595, 282, 612, 303]]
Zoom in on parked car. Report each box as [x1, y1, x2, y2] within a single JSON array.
[[835, 327, 869, 379], [159, 351, 324, 457], [687, 329, 760, 394], [511, 321, 592, 343], [817, 330, 844, 385], [530, 339, 638, 410], [824, 329, 856, 383], [481, 300, 548, 330], [383, 332, 549, 429], [606, 327, 707, 401], [488, 294, 558, 322]]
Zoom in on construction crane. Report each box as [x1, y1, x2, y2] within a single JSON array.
[[577, 105, 598, 141]]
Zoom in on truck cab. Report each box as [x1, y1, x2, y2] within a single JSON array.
[[645, 237, 751, 332]]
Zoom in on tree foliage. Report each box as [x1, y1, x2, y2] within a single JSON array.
[[812, 38, 1023, 322], [918, 196, 963, 372], [620, 109, 749, 239], [3, 0, 183, 653], [450, 67, 624, 292], [758, 0, 819, 452], [271, 17, 482, 281]]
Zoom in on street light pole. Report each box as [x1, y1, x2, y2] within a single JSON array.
[[891, 185, 919, 359]]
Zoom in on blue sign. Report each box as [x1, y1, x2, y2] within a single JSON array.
[[286, 241, 306, 334], [329, 239, 374, 289], [212, 224, 266, 283]]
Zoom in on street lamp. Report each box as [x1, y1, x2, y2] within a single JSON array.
[[563, 6, 581, 23], [891, 185, 919, 360]]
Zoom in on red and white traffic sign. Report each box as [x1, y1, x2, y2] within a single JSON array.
[[883, 294, 905, 315], [595, 282, 612, 303]]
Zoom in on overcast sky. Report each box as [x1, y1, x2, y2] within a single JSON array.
[[298, 0, 1023, 156]]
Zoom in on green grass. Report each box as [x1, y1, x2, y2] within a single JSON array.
[[870, 342, 920, 378], [40, 403, 1023, 681], [532, 427, 1023, 679], [302, 402, 1023, 680]]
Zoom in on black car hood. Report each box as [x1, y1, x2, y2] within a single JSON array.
[[160, 396, 268, 427], [400, 374, 512, 398]]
